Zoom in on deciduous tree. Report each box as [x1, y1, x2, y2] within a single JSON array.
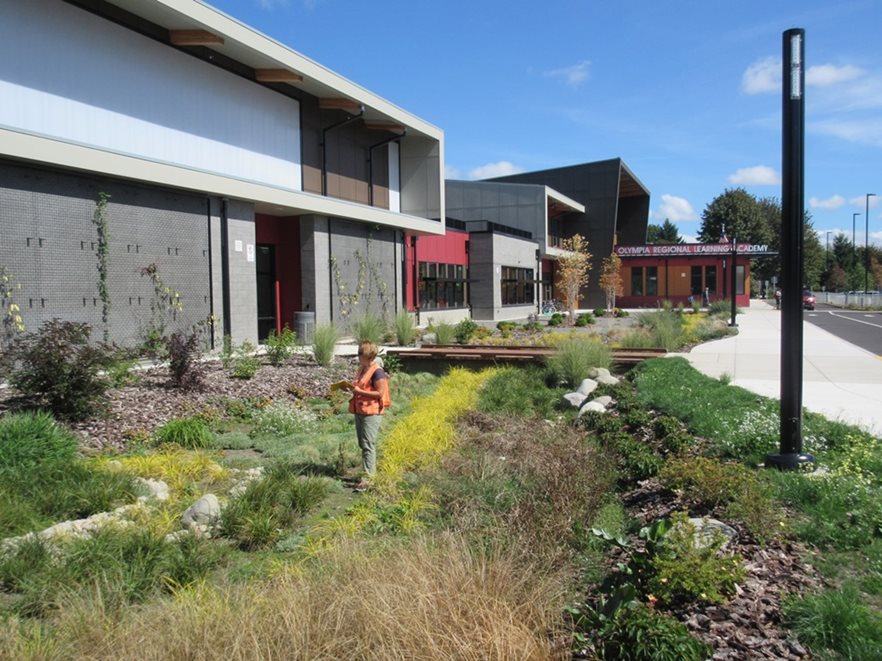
[[555, 234, 592, 324], [599, 252, 623, 312]]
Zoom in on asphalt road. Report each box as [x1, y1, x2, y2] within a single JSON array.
[[804, 303, 882, 357]]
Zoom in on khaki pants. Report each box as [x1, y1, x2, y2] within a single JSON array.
[[354, 413, 382, 476]]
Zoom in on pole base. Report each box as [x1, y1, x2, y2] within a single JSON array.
[[728, 322, 738, 328], [764, 452, 815, 470]]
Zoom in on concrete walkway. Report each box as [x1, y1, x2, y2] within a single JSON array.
[[673, 300, 882, 436]]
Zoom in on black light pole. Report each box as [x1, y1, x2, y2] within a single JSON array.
[[825, 231, 831, 270], [767, 28, 814, 470], [729, 235, 738, 327], [866, 193, 876, 294], [852, 212, 860, 268]]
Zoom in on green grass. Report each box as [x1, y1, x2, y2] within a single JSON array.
[[154, 417, 214, 449], [350, 313, 386, 345], [477, 365, 568, 419], [394, 309, 416, 346], [0, 412, 139, 537], [783, 583, 882, 660], [312, 324, 339, 366], [635, 309, 684, 351]]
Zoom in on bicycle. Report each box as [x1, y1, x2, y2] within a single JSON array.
[[540, 299, 562, 315]]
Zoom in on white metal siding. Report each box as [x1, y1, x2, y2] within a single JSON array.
[[0, 0, 301, 190], [388, 141, 400, 212]]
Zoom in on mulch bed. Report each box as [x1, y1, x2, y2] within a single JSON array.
[[0, 355, 354, 450], [618, 480, 823, 660]]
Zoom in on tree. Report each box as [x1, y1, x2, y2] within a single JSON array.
[[698, 188, 771, 245], [555, 234, 592, 324], [599, 252, 623, 312], [646, 219, 684, 244], [831, 233, 853, 271], [827, 264, 848, 292]]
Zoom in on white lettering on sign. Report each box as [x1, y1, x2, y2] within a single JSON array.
[[615, 244, 771, 257]]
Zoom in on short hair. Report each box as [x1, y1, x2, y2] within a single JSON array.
[[357, 341, 378, 360]]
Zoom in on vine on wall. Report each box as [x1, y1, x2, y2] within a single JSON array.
[[329, 229, 391, 321], [92, 192, 111, 343], [139, 262, 184, 355], [1, 266, 24, 352]]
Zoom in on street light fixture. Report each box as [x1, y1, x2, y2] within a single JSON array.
[[853, 212, 860, 268], [866, 194, 877, 294]]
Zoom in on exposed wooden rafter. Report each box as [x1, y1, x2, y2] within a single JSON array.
[[255, 69, 303, 83], [169, 29, 224, 46], [318, 98, 363, 112], [364, 121, 406, 133]]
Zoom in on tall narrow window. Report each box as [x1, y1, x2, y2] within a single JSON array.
[[736, 265, 745, 295], [691, 266, 703, 296], [631, 267, 644, 296], [646, 266, 658, 296], [705, 265, 717, 294]]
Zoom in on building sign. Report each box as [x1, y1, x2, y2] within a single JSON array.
[[616, 243, 774, 257]]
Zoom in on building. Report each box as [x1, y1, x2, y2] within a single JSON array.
[[614, 242, 773, 308], [0, 0, 444, 347]]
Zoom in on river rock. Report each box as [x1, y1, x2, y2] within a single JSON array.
[[562, 392, 588, 409], [576, 378, 598, 396], [181, 494, 221, 528]]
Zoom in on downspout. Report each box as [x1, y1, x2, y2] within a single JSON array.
[[367, 130, 407, 206], [220, 199, 232, 340], [327, 217, 334, 324], [206, 198, 215, 350], [411, 235, 419, 326], [321, 107, 365, 196]]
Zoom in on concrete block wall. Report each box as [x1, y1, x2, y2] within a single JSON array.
[[468, 231, 538, 321], [0, 160, 211, 347], [224, 200, 258, 345]]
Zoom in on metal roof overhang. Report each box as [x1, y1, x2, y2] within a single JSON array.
[[545, 186, 585, 217]]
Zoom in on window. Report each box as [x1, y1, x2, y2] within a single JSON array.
[[500, 266, 534, 306], [418, 261, 469, 310], [736, 265, 745, 295], [705, 266, 717, 295], [631, 267, 644, 296], [691, 266, 703, 296], [646, 266, 658, 296]]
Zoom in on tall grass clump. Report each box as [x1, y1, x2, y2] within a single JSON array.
[[219, 460, 332, 549], [0, 412, 138, 537], [430, 322, 455, 345], [708, 299, 741, 317], [311, 324, 338, 366], [154, 417, 214, 449], [546, 336, 611, 387], [478, 365, 566, 418], [14, 535, 567, 660], [394, 309, 416, 346], [783, 583, 882, 659], [350, 313, 385, 345], [636, 309, 684, 351]]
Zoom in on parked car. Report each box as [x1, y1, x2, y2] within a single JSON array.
[[802, 289, 816, 310]]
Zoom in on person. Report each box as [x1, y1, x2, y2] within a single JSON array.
[[703, 287, 710, 307], [345, 341, 390, 491], [774, 288, 781, 309]]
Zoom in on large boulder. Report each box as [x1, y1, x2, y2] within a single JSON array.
[[592, 395, 614, 408], [181, 494, 221, 528], [579, 401, 607, 415]]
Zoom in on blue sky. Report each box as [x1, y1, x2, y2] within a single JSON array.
[[209, 0, 882, 246]]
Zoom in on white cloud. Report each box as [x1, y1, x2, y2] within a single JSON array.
[[848, 194, 881, 208], [680, 232, 699, 244], [543, 61, 591, 88], [444, 164, 463, 180], [742, 57, 779, 94], [806, 64, 864, 87], [812, 119, 882, 148], [727, 165, 781, 186], [809, 194, 845, 209], [651, 194, 698, 222], [468, 161, 525, 180]]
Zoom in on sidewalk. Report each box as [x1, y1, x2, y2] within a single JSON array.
[[673, 300, 882, 436]]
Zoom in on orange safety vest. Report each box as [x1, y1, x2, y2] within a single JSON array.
[[349, 363, 391, 415]]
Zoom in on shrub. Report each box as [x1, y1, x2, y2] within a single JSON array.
[[546, 336, 611, 387], [351, 313, 385, 345], [478, 366, 565, 419], [662, 431, 692, 455], [394, 309, 416, 346], [154, 417, 214, 449], [637, 310, 684, 351], [618, 329, 657, 349], [230, 356, 259, 379], [265, 327, 297, 366], [548, 313, 564, 327], [648, 512, 745, 606], [783, 583, 882, 659], [575, 601, 711, 661], [166, 329, 204, 390], [8, 320, 113, 420], [653, 415, 682, 441], [522, 321, 544, 333], [593, 307, 606, 317], [106, 354, 139, 388], [623, 409, 651, 431], [221, 334, 234, 369], [250, 402, 318, 437], [496, 321, 517, 338], [603, 432, 662, 484], [614, 308, 629, 317], [312, 324, 339, 366], [431, 322, 455, 345], [578, 410, 623, 435], [454, 318, 479, 343], [575, 312, 595, 327]]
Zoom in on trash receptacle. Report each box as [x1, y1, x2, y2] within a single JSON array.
[[294, 311, 315, 345]]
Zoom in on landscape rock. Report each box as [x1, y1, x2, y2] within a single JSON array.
[[562, 392, 588, 409], [687, 517, 738, 549], [181, 494, 221, 528], [576, 378, 598, 396], [591, 395, 613, 408], [579, 401, 607, 414], [137, 477, 170, 501], [596, 373, 620, 385]]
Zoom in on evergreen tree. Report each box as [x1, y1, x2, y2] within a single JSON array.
[[646, 219, 684, 244]]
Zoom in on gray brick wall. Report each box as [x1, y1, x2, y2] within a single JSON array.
[[0, 160, 212, 347], [225, 200, 258, 345], [468, 231, 538, 321]]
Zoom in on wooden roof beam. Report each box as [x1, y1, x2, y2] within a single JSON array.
[[319, 98, 363, 112], [169, 30, 224, 46], [255, 69, 303, 83]]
